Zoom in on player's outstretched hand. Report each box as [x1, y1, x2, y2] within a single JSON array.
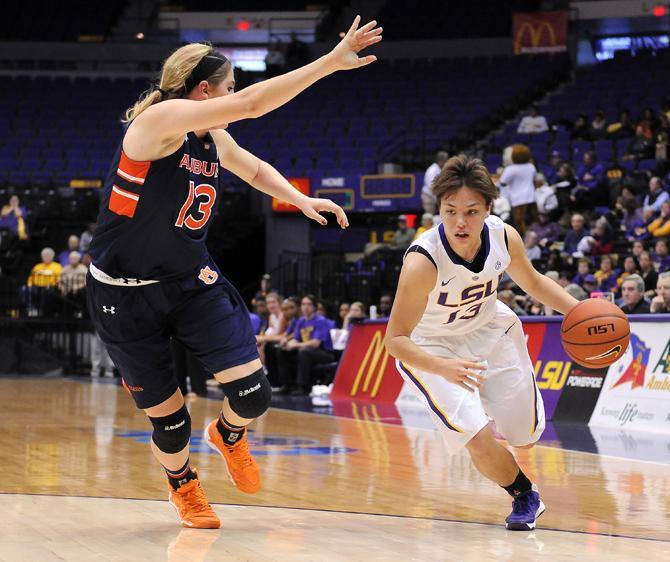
[[327, 15, 382, 71], [299, 197, 349, 229], [437, 359, 486, 393]]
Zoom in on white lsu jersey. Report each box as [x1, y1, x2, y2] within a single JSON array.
[[408, 215, 511, 339]]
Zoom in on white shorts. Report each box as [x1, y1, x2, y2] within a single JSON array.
[[397, 301, 545, 452]]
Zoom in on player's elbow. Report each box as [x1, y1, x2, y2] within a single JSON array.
[[240, 90, 262, 119]]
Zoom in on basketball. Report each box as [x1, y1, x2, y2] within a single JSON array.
[[560, 299, 630, 368]]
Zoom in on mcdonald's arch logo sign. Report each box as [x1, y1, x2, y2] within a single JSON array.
[[513, 11, 568, 55], [331, 322, 404, 403]]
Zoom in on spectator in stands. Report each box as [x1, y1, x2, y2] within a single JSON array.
[[650, 271, 670, 312], [524, 295, 546, 316], [582, 274, 599, 296], [390, 215, 415, 250], [629, 207, 655, 242], [619, 274, 650, 314], [616, 185, 643, 236], [253, 296, 270, 334], [265, 39, 286, 78], [571, 113, 591, 141], [414, 213, 434, 239], [653, 238, 670, 272], [285, 32, 309, 70], [590, 110, 607, 139], [591, 218, 615, 255], [534, 173, 558, 216], [499, 144, 536, 235], [253, 273, 276, 305], [623, 124, 656, 161], [27, 247, 61, 288], [336, 302, 350, 329], [378, 293, 393, 318], [607, 109, 635, 139], [564, 283, 588, 301], [255, 292, 284, 363], [552, 163, 577, 213], [632, 240, 645, 259], [276, 294, 335, 396], [642, 177, 669, 214], [572, 258, 592, 286], [57, 235, 80, 267], [617, 256, 639, 291], [648, 201, 670, 238], [563, 213, 589, 256], [639, 250, 659, 297], [58, 251, 87, 296], [0, 195, 28, 241], [342, 301, 367, 330], [639, 107, 658, 137], [543, 151, 563, 185], [595, 255, 619, 294], [421, 151, 448, 214], [517, 104, 548, 134], [528, 212, 562, 248], [263, 296, 300, 387], [79, 222, 96, 253], [497, 289, 525, 314], [571, 151, 604, 209], [524, 230, 541, 261]]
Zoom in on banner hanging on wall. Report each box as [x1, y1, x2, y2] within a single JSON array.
[[513, 11, 568, 55]]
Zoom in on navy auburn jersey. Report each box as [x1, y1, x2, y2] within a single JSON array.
[[89, 132, 221, 280]]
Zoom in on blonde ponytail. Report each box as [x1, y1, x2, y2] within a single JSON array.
[[122, 43, 231, 123]]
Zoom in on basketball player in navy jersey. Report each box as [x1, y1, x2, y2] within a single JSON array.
[[385, 156, 579, 531], [87, 17, 382, 529]]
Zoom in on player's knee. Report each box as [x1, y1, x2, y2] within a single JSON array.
[[148, 404, 191, 454], [222, 368, 272, 419], [514, 442, 536, 450], [465, 427, 495, 458]]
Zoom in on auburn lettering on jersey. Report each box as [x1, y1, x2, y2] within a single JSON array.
[[89, 132, 222, 281]]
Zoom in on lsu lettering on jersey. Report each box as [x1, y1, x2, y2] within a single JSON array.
[[408, 215, 511, 339], [89, 132, 221, 281]]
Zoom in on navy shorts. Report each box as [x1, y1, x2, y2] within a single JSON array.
[[86, 261, 259, 409]]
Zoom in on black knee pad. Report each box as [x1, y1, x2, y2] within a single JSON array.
[[221, 368, 272, 419], [149, 404, 191, 454]]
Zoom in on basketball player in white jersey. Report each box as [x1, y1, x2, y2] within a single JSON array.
[[385, 155, 579, 530]]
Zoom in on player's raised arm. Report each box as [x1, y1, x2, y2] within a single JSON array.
[[504, 224, 578, 314], [210, 129, 348, 228], [385, 253, 486, 393], [127, 16, 382, 150]]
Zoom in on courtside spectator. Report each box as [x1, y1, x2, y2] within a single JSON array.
[[650, 271, 670, 312], [79, 222, 96, 253], [58, 251, 87, 297], [27, 247, 61, 288], [642, 177, 669, 213], [421, 151, 448, 214], [264, 296, 300, 387], [336, 302, 350, 328], [619, 275, 650, 314], [341, 301, 367, 330], [648, 201, 670, 238], [57, 235, 80, 267], [276, 294, 335, 396], [0, 195, 28, 241], [517, 104, 548, 134], [563, 213, 589, 255], [378, 293, 393, 318], [414, 213, 435, 239], [499, 144, 536, 234]]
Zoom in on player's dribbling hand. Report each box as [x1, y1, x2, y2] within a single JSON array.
[[327, 15, 382, 71], [436, 359, 486, 393], [299, 197, 349, 229]]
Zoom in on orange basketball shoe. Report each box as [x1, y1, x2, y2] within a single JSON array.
[[204, 420, 261, 494], [167, 471, 221, 529]]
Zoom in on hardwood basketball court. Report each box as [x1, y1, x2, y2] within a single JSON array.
[[1, 377, 668, 561]]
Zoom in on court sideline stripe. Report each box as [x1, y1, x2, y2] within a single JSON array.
[[0, 491, 668, 545]]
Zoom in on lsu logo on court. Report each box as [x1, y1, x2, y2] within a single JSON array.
[[350, 330, 388, 399], [198, 266, 218, 285]]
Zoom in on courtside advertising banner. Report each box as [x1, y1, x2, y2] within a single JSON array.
[[589, 321, 670, 433]]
